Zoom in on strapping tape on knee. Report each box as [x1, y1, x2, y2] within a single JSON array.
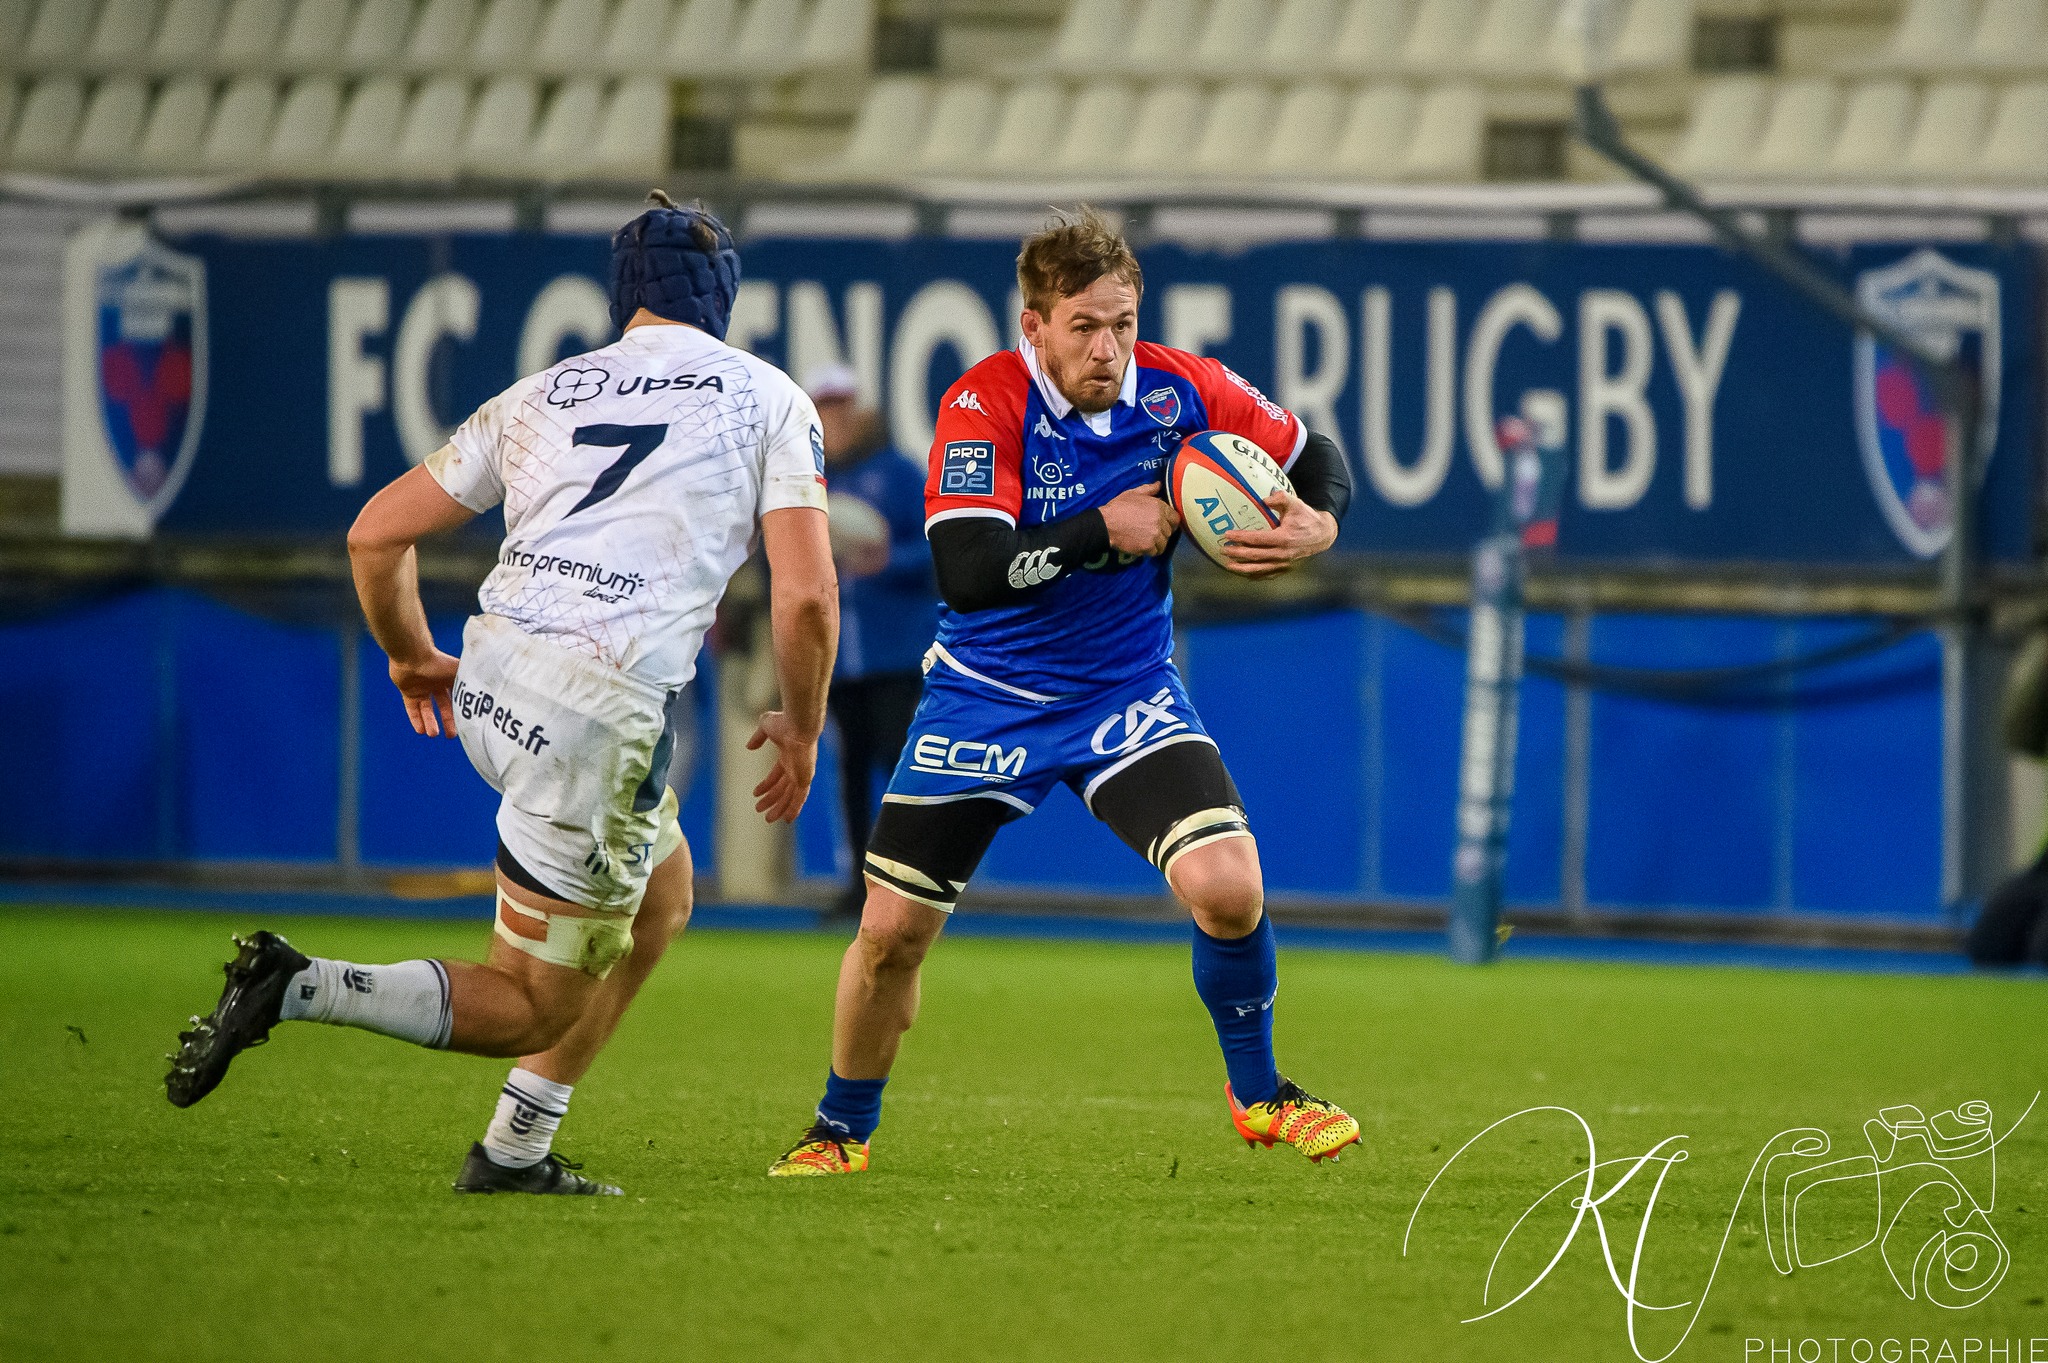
[[1150, 806, 1250, 876], [494, 889, 635, 978]]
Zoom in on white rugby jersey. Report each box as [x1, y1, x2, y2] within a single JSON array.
[[426, 322, 827, 689]]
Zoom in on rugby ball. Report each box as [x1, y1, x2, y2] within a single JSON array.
[[1164, 430, 1293, 569]]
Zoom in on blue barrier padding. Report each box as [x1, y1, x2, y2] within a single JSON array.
[[1586, 614, 1786, 911], [173, 592, 340, 861], [1186, 610, 1370, 896], [0, 589, 1948, 918], [0, 881, 1979, 976], [1789, 622, 1942, 916], [356, 617, 499, 867], [1377, 612, 1465, 900], [0, 591, 166, 859]]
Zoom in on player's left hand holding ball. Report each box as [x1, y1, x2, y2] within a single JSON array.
[[1219, 489, 1338, 580], [391, 649, 461, 737], [748, 709, 819, 824]]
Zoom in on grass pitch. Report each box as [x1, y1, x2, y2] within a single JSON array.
[[3, 905, 2045, 1363]]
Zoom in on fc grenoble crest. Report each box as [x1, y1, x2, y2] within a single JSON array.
[[1853, 249, 1999, 559], [62, 221, 207, 536]]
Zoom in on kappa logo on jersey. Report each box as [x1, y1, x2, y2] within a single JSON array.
[[909, 733, 1028, 783], [1090, 686, 1189, 756], [941, 440, 996, 496], [950, 390, 985, 413], [809, 423, 826, 475], [1033, 414, 1067, 441], [1006, 547, 1061, 588], [1140, 386, 1182, 428], [547, 367, 609, 408]]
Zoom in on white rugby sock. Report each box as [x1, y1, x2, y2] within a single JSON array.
[[278, 958, 453, 1049], [481, 1069, 575, 1169]]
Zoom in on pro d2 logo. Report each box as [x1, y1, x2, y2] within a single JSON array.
[[1853, 249, 1999, 559], [62, 220, 208, 537]]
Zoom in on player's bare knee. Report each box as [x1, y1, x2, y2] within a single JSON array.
[[856, 917, 934, 976], [1172, 847, 1265, 939]]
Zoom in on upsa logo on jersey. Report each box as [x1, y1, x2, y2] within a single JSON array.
[[88, 229, 208, 520], [1853, 249, 2001, 559]]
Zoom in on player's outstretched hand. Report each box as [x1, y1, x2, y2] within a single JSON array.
[[1101, 482, 1180, 558], [390, 649, 460, 737], [748, 710, 819, 824], [1219, 490, 1338, 580]]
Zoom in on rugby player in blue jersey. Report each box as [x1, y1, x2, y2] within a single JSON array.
[[770, 209, 1358, 1176]]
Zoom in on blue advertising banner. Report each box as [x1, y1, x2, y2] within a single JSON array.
[[60, 221, 2039, 564]]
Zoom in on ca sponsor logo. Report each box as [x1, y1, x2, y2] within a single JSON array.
[[1006, 547, 1061, 588], [340, 967, 374, 994], [910, 733, 1027, 783], [1090, 686, 1188, 756], [950, 389, 984, 413]]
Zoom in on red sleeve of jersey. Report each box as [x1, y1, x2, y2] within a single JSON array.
[[924, 350, 1030, 531], [1137, 342, 1308, 470]]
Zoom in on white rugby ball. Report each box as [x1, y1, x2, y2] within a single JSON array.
[[826, 491, 889, 569], [1164, 430, 1293, 569]]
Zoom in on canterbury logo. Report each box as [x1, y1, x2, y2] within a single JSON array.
[[1007, 547, 1061, 588], [950, 390, 984, 412]]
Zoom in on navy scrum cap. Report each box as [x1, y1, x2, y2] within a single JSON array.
[[608, 190, 741, 338]]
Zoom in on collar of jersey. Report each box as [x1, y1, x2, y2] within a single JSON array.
[[1018, 339, 1137, 435]]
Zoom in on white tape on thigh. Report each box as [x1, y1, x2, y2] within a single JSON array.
[[494, 890, 635, 978], [1151, 805, 1251, 878]]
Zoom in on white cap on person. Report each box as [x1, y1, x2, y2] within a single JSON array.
[[804, 364, 859, 402]]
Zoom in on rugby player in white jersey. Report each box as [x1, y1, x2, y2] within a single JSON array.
[[165, 194, 838, 1196]]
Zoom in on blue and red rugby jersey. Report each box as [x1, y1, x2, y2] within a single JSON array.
[[923, 340, 1305, 698]]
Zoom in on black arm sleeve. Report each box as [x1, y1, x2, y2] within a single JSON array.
[[1288, 429, 1353, 523], [927, 510, 1112, 614]]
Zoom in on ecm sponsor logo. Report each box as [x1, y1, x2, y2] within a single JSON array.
[[910, 734, 1027, 783], [1091, 687, 1188, 756]]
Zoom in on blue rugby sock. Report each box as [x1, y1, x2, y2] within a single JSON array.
[[815, 1070, 887, 1142], [1191, 915, 1281, 1106]]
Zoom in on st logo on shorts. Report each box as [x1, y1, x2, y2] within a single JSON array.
[[941, 441, 996, 496]]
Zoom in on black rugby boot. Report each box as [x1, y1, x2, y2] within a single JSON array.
[[452, 1143, 622, 1196], [165, 930, 310, 1108]]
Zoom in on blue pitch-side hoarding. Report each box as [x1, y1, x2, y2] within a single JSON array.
[[61, 223, 2038, 564]]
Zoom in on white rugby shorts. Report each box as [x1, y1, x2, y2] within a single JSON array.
[[453, 614, 683, 914]]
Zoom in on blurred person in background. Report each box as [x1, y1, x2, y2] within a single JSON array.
[[809, 364, 939, 922]]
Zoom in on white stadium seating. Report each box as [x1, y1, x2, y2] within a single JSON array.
[[1826, 79, 1915, 179], [914, 79, 998, 175], [153, 0, 228, 68], [198, 75, 278, 169], [135, 73, 213, 170], [0, 0, 2038, 188], [1902, 79, 1991, 177], [8, 75, 86, 170], [216, 0, 293, 72]]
